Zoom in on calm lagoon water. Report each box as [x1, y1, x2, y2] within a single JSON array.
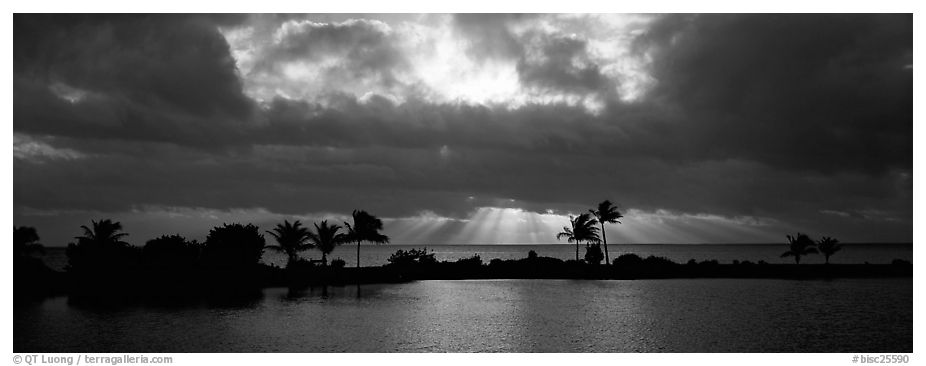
[[15, 278, 912, 352]]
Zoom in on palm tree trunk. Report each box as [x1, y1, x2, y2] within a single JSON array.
[[825, 255, 830, 264], [601, 222, 610, 265], [357, 240, 361, 269], [575, 241, 579, 261]]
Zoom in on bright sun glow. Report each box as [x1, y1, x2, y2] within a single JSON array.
[[387, 206, 784, 244]]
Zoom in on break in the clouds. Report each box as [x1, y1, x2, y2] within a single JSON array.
[[13, 14, 912, 246]]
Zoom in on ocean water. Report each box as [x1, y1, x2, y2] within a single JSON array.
[[37, 243, 913, 271], [14, 278, 912, 352]]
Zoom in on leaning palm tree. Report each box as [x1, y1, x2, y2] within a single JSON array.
[[590, 200, 623, 265], [76, 219, 130, 248], [556, 213, 600, 261], [344, 210, 390, 269], [817, 236, 841, 264], [309, 220, 349, 265], [266, 220, 315, 268], [781, 233, 818, 264]]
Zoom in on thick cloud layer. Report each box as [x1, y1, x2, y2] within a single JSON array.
[[13, 14, 912, 246]]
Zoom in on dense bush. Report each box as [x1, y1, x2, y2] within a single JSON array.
[[455, 254, 483, 267], [142, 234, 201, 269], [201, 223, 266, 269], [331, 258, 346, 268], [613, 253, 643, 267], [584, 244, 604, 265], [642, 255, 676, 266]]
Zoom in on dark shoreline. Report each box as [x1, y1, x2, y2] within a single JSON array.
[[15, 254, 913, 303]]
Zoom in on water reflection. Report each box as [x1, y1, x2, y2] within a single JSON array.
[[15, 279, 912, 352]]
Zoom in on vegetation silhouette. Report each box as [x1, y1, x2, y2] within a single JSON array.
[[589, 200, 622, 265], [817, 236, 842, 264], [142, 234, 201, 270], [781, 233, 818, 264], [584, 242, 604, 265], [14, 226, 65, 298], [202, 223, 266, 269], [556, 213, 600, 261], [13, 210, 912, 304], [344, 210, 390, 269], [265, 220, 314, 269], [15, 226, 45, 258], [309, 220, 349, 266], [66, 219, 139, 272]]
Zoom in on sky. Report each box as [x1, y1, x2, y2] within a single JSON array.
[[12, 13, 912, 246]]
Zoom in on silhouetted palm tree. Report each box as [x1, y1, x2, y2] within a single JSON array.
[[266, 220, 315, 268], [590, 200, 622, 265], [14, 226, 44, 257], [67, 219, 137, 271], [344, 210, 390, 269], [556, 213, 599, 261], [309, 220, 349, 265], [76, 219, 130, 248], [817, 236, 841, 264], [781, 233, 818, 264]]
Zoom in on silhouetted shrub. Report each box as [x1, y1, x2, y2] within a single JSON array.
[[455, 254, 483, 267], [642, 255, 676, 266], [686, 259, 697, 266], [527, 250, 538, 260], [331, 258, 346, 268], [288, 258, 321, 271], [387, 248, 436, 266], [740, 260, 754, 265], [489, 258, 504, 267], [892, 259, 912, 266], [699, 259, 719, 266], [584, 243, 604, 265], [201, 223, 266, 269], [142, 234, 201, 269], [613, 253, 643, 267], [732, 260, 740, 265], [758, 260, 768, 265], [14, 226, 45, 258]]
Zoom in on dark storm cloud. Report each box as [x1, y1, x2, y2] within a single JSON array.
[[13, 14, 913, 244], [15, 14, 254, 119], [252, 18, 407, 87], [634, 13, 912, 174], [14, 14, 257, 149]]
